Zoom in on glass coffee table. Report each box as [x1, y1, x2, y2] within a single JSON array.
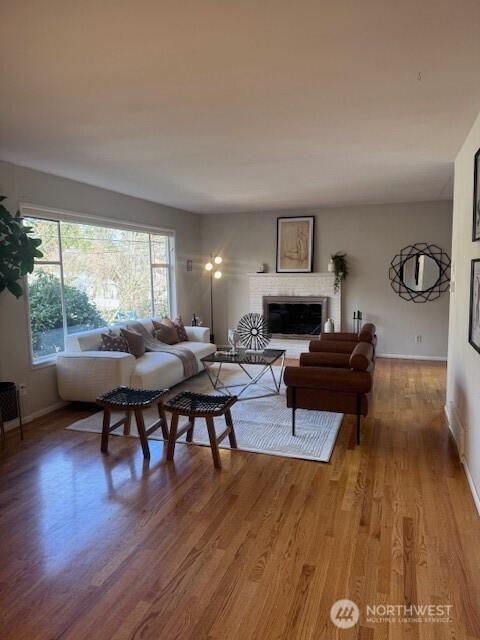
[[201, 347, 286, 400]]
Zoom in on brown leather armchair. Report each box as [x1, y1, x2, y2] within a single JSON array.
[[310, 322, 377, 355], [283, 341, 375, 445]]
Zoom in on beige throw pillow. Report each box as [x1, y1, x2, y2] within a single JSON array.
[[120, 328, 146, 358], [152, 318, 179, 345], [174, 316, 189, 342]]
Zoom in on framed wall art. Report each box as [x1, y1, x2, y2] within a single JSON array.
[[276, 216, 314, 273], [473, 148, 480, 241], [469, 258, 480, 353]]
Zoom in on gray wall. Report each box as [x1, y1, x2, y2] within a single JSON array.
[[446, 109, 480, 511], [0, 161, 203, 419], [200, 201, 452, 357]]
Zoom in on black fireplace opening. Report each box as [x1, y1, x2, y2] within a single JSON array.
[[266, 302, 324, 336]]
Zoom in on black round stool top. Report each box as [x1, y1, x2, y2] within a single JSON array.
[[97, 386, 168, 408], [165, 391, 237, 416]]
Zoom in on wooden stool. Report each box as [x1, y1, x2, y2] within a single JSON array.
[[97, 386, 169, 459], [164, 392, 238, 468]]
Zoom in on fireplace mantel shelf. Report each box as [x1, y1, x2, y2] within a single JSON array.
[[247, 272, 334, 277]]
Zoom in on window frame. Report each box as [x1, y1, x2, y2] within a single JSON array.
[[21, 203, 177, 366]]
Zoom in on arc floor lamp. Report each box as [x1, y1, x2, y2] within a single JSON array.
[[205, 254, 222, 343]]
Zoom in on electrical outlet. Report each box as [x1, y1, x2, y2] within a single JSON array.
[[19, 383, 27, 397], [415, 335, 422, 344]]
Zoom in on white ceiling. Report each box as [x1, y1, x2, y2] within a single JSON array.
[[1, 1, 480, 214]]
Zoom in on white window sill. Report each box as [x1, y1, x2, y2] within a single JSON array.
[[31, 357, 57, 370]]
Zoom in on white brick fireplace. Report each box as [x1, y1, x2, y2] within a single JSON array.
[[248, 273, 341, 356]]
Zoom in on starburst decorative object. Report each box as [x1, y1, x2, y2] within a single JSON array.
[[237, 313, 271, 351]]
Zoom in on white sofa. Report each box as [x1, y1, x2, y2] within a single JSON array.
[[56, 318, 215, 402]]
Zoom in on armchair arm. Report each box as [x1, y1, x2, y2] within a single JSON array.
[[284, 366, 372, 394], [299, 352, 350, 368], [185, 326, 210, 343], [56, 351, 136, 402], [309, 340, 358, 354]]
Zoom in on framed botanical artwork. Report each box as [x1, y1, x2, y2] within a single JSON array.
[[276, 216, 314, 273], [473, 148, 480, 241], [469, 259, 480, 353]]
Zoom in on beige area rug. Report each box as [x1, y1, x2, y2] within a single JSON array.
[[66, 365, 343, 462]]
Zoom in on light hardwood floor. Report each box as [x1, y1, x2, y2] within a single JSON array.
[[0, 359, 479, 639]]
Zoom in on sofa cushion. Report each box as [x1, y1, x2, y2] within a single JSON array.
[[130, 341, 216, 389], [177, 340, 216, 368], [319, 332, 358, 342], [131, 352, 185, 389], [300, 352, 350, 368], [310, 340, 358, 354]]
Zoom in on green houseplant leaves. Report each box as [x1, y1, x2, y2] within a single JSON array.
[[0, 196, 43, 298], [331, 252, 348, 293]]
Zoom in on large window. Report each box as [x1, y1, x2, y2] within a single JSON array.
[[25, 211, 175, 363]]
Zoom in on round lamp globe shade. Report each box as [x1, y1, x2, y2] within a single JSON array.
[[205, 262, 213, 271], [214, 256, 222, 265], [214, 270, 222, 279]]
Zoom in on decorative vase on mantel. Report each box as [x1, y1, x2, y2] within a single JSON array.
[[324, 318, 335, 333], [327, 259, 335, 273]]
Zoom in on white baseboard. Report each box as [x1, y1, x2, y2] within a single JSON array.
[[444, 403, 454, 433], [444, 402, 462, 455], [443, 403, 480, 516], [3, 400, 68, 432], [377, 353, 447, 362], [462, 458, 480, 516]]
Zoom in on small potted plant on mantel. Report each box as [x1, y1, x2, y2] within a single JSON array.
[[328, 252, 348, 293]]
